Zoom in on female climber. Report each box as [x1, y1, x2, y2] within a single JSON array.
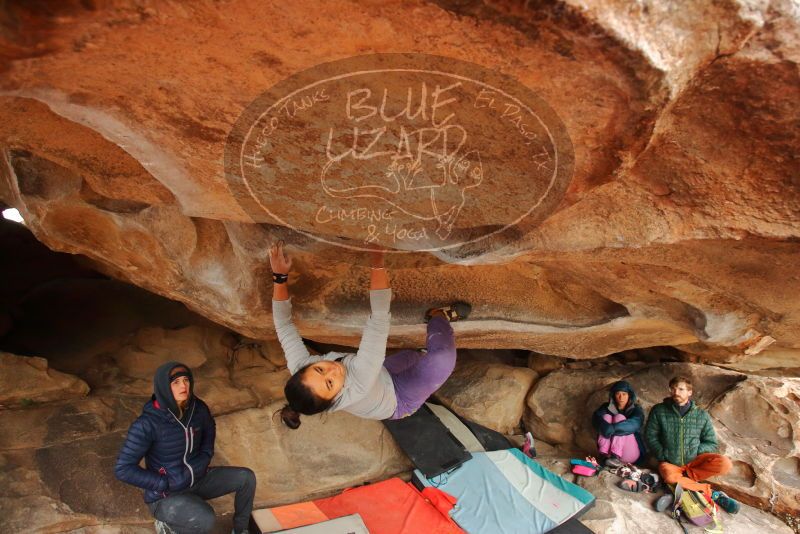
[[269, 240, 470, 428], [591, 380, 647, 465]]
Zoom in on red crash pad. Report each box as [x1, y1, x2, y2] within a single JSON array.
[[314, 477, 463, 534]]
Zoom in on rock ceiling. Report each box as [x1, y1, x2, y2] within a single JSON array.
[[0, 0, 798, 363]]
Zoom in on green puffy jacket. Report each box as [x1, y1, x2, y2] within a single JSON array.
[[644, 399, 718, 466]]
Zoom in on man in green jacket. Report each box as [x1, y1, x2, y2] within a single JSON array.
[[645, 375, 740, 513]]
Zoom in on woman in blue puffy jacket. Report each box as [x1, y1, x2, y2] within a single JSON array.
[[591, 380, 647, 466], [115, 361, 256, 534]]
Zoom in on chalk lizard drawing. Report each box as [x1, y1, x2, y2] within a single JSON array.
[[320, 123, 484, 239]]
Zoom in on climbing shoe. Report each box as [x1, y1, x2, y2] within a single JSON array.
[[712, 490, 740, 514], [425, 302, 472, 322]]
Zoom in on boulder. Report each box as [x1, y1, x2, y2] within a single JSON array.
[[214, 401, 411, 505], [229, 338, 286, 370], [233, 368, 291, 407], [524, 367, 626, 450], [435, 360, 537, 434], [0, 431, 150, 533], [613, 363, 745, 410], [35, 432, 149, 521], [114, 325, 213, 379], [526, 352, 567, 376], [0, 352, 89, 406], [0, 396, 134, 451], [0, 494, 97, 533], [0, 393, 411, 531], [458, 349, 520, 366], [710, 377, 800, 516], [193, 376, 258, 416]]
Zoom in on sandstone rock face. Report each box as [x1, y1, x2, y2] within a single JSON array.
[[113, 326, 209, 380], [0, 397, 151, 533], [215, 401, 411, 505], [525, 362, 800, 516], [435, 359, 537, 434], [526, 352, 568, 376], [525, 367, 626, 451], [0, 352, 89, 405], [0, 0, 795, 364], [710, 376, 800, 515]]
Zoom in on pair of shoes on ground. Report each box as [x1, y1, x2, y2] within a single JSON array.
[[425, 302, 471, 322], [617, 472, 659, 493], [611, 460, 660, 493]]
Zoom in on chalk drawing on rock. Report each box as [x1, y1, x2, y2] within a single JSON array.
[[224, 53, 574, 253]]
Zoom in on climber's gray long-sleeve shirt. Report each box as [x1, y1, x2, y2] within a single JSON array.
[[272, 289, 396, 420]]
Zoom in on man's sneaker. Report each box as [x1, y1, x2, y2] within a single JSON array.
[[154, 520, 176, 534], [604, 456, 623, 469], [712, 490, 740, 514]]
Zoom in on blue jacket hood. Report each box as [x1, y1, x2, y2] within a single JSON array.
[[153, 360, 194, 416], [609, 380, 638, 408]]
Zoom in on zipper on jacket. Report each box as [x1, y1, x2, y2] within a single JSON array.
[[183, 427, 192, 486], [680, 402, 695, 466], [169, 402, 197, 487]]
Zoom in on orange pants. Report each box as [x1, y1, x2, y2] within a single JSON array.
[[659, 453, 732, 494]]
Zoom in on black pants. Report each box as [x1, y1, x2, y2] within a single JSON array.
[[148, 466, 256, 533]]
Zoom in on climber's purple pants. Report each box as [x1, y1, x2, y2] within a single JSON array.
[[385, 316, 456, 419]]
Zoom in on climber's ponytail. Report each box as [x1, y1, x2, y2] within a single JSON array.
[[280, 405, 302, 429]]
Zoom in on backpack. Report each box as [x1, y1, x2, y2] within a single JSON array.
[[672, 484, 723, 534]]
